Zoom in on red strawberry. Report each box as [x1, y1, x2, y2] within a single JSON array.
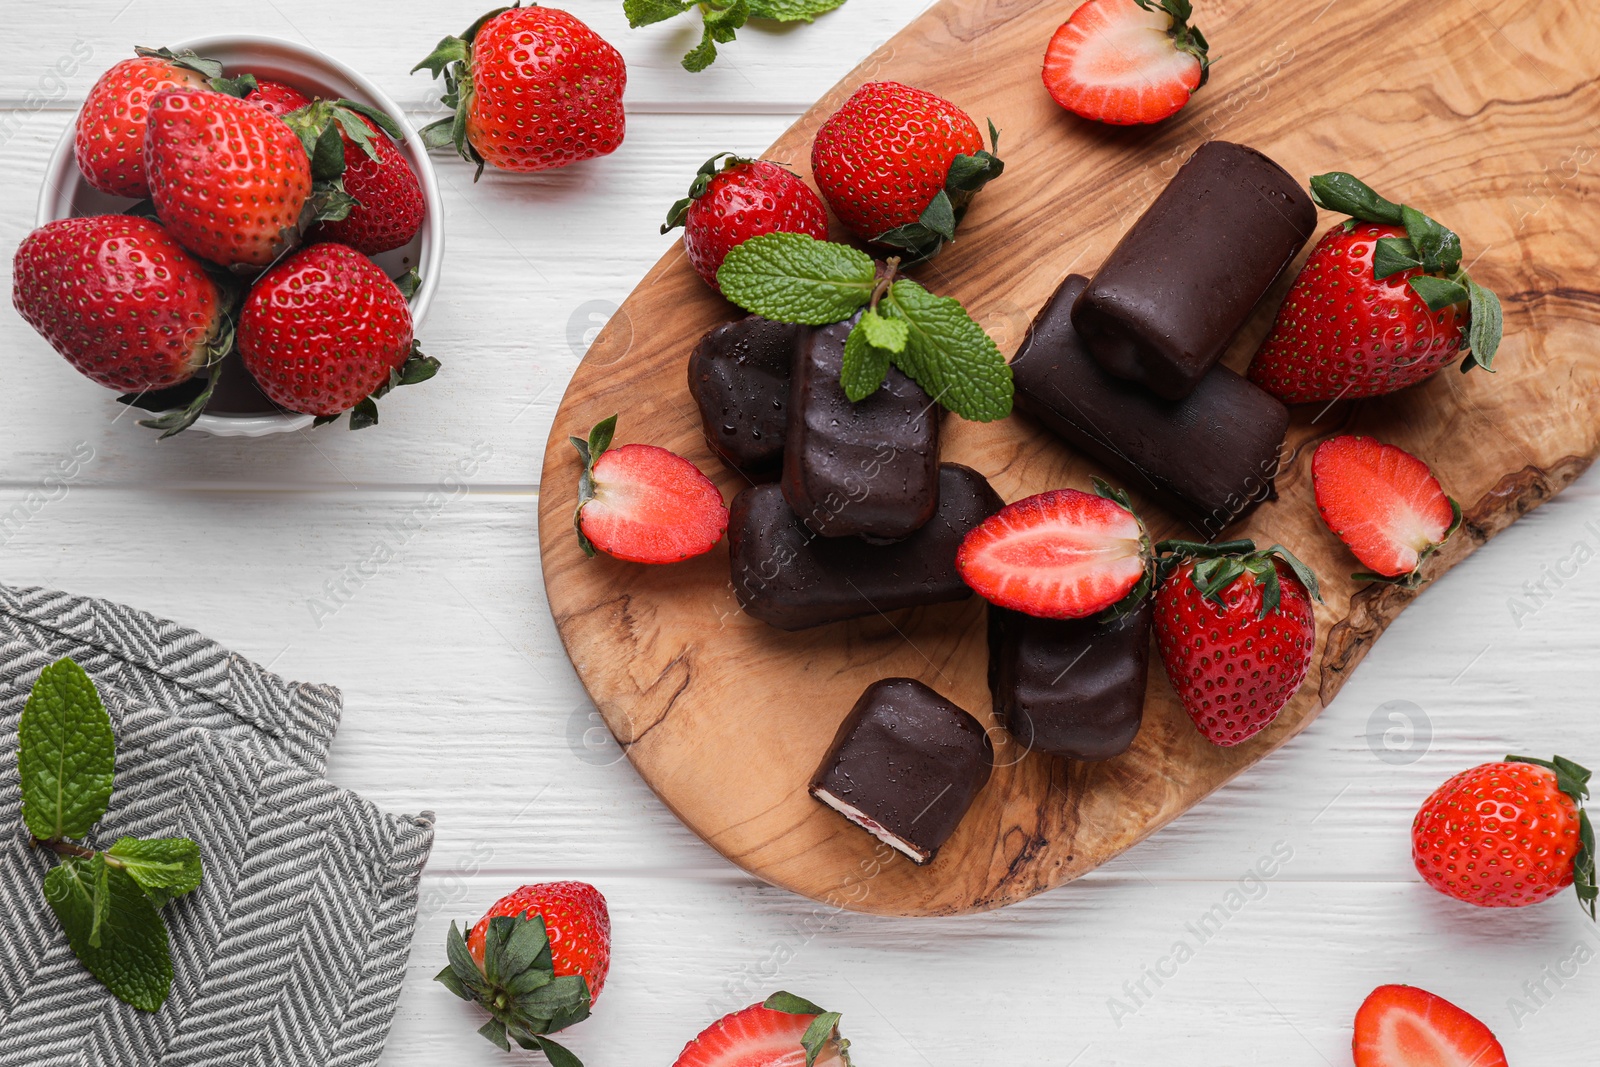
[[74, 48, 219, 198], [466, 882, 611, 1004], [672, 994, 851, 1067], [571, 416, 728, 564], [1353, 985, 1508, 1067], [144, 88, 313, 267], [436, 883, 605, 1062], [956, 483, 1152, 620], [1312, 436, 1460, 583], [242, 78, 313, 118], [13, 215, 226, 392], [1153, 542, 1320, 746], [238, 243, 435, 424], [1411, 755, 1595, 915], [1248, 173, 1504, 403], [1042, 0, 1210, 125], [414, 5, 626, 177], [304, 109, 425, 256], [663, 154, 829, 292], [810, 80, 1003, 260]]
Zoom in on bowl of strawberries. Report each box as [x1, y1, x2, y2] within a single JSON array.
[[22, 35, 444, 437]]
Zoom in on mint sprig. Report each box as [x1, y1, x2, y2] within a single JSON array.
[[716, 233, 1013, 422], [624, 0, 849, 72], [17, 658, 204, 1012]]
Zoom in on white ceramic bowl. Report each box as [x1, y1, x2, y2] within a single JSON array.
[[37, 35, 445, 437]]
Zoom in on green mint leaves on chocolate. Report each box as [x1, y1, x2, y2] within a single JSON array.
[[762, 992, 848, 1067], [875, 119, 1005, 262], [625, 0, 850, 73], [435, 914, 592, 1065], [717, 233, 1013, 422], [1309, 172, 1504, 373], [1506, 755, 1596, 919], [17, 658, 205, 1012]]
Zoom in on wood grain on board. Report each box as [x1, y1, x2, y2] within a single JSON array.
[[538, 0, 1600, 915]]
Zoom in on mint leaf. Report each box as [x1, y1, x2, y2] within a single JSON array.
[[44, 855, 173, 1012], [841, 321, 892, 401], [19, 658, 116, 842], [625, 0, 694, 27], [858, 308, 907, 353], [106, 837, 203, 907], [748, 0, 849, 22], [882, 279, 1012, 422], [683, 27, 721, 73], [717, 233, 877, 324]]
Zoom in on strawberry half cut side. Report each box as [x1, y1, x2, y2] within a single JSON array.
[[671, 992, 850, 1067], [572, 415, 729, 565], [956, 480, 1152, 620], [435, 913, 591, 1066], [1312, 435, 1461, 585], [1352, 985, 1508, 1067], [1042, 0, 1210, 126]]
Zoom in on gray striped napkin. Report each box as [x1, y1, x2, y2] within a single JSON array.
[[0, 584, 433, 1066]]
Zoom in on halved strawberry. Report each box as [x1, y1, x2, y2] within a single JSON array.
[[1312, 435, 1460, 584], [956, 483, 1151, 619], [572, 415, 728, 565], [1042, 0, 1210, 125], [672, 993, 850, 1067], [1353, 985, 1508, 1067]]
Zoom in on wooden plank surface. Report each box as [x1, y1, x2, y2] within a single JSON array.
[[1, 0, 1597, 1062], [539, 0, 1600, 915]]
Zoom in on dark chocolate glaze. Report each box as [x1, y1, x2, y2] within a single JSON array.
[[1013, 274, 1290, 537], [810, 677, 994, 865], [988, 601, 1152, 762], [730, 463, 1002, 631], [1073, 141, 1317, 400], [782, 317, 940, 540], [687, 315, 800, 480]]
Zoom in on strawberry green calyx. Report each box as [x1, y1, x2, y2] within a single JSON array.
[[570, 414, 619, 557], [435, 914, 592, 1064], [662, 152, 753, 233], [1505, 754, 1596, 920], [1351, 496, 1463, 589], [281, 99, 408, 228], [874, 120, 1005, 263], [412, 5, 513, 179], [762, 992, 851, 1067], [132, 44, 224, 81], [1094, 478, 1157, 620], [1135, 0, 1211, 87], [125, 275, 244, 440], [1157, 539, 1323, 617], [310, 336, 441, 431], [1309, 172, 1504, 373]]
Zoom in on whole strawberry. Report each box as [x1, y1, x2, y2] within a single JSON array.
[[436, 881, 609, 1061], [74, 47, 220, 198], [144, 88, 313, 267], [241, 77, 313, 117], [414, 5, 626, 178], [238, 243, 435, 425], [663, 154, 829, 292], [1412, 755, 1595, 916], [13, 215, 226, 392], [291, 103, 425, 256], [1248, 173, 1504, 403], [1153, 541, 1320, 747], [811, 80, 1003, 260]]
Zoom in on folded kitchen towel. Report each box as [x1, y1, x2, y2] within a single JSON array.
[[0, 586, 433, 1067]]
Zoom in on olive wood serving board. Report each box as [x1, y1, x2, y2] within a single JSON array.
[[538, 0, 1600, 915]]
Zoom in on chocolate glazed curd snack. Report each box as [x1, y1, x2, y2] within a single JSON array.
[[810, 677, 994, 865], [1072, 140, 1317, 400], [1012, 274, 1290, 536], [687, 315, 800, 481]]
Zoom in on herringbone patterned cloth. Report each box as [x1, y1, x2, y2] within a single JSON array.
[[0, 584, 434, 1066]]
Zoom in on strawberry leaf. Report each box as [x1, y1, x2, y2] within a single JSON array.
[[1372, 236, 1422, 280], [717, 233, 877, 324], [1461, 277, 1503, 373], [134, 45, 223, 81], [1309, 172, 1405, 225], [208, 73, 258, 98], [1400, 204, 1462, 274], [571, 414, 619, 558], [765, 991, 829, 1014], [1408, 275, 1470, 312]]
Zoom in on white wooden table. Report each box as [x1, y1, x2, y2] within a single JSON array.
[[3, 3, 1597, 1063]]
